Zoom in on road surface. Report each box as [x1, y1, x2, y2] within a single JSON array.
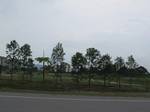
[[0, 92, 150, 112]]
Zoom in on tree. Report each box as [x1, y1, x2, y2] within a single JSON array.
[[126, 55, 138, 86], [117, 66, 129, 75], [20, 44, 32, 80], [114, 57, 125, 88], [115, 57, 125, 71], [126, 55, 138, 70], [61, 62, 70, 73], [0, 65, 2, 77], [85, 48, 101, 88], [98, 54, 112, 87], [126, 55, 139, 75], [6, 40, 20, 80], [35, 57, 49, 81], [27, 58, 34, 81], [51, 43, 65, 71], [51, 42, 65, 84], [72, 52, 87, 88]]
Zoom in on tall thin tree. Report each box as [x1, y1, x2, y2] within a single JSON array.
[[6, 40, 20, 80], [51, 43, 65, 85], [85, 48, 101, 88], [114, 57, 125, 88], [72, 52, 87, 89], [20, 44, 32, 80], [35, 54, 49, 81], [98, 54, 112, 87]]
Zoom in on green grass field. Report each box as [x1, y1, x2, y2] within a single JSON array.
[[0, 72, 150, 94]]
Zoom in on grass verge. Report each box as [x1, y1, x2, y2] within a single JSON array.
[[0, 87, 150, 98]]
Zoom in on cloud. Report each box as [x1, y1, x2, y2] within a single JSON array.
[[0, 0, 150, 70]]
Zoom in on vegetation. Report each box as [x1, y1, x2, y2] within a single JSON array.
[[35, 56, 49, 81], [0, 40, 149, 93], [6, 40, 20, 79]]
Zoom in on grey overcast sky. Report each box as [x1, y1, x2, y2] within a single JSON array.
[[0, 0, 150, 70]]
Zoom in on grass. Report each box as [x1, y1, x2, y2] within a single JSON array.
[[0, 72, 150, 97], [1, 88, 150, 98]]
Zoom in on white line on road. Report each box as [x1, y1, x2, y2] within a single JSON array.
[[0, 95, 150, 103]]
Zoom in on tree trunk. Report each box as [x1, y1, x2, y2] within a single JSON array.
[[145, 78, 149, 92], [76, 74, 80, 91], [43, 61, 45, 81], [118, 74, 121, 89], [0, 66, 2, 79], [22, 74, 25, 81], [22, 70, 25, 81], [43, 70, 45, 81], [103, 74, 107, 87], [55, 73, 58, 88], [88, 73, 91, 88], [10, 62, 14, 80], [30, 74, 32, 81]]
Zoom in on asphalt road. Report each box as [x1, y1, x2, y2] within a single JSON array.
[[0, 92, 150, 112]]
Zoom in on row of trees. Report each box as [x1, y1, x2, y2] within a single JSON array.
[[6, 40, 34, 80], [4, 40, 149, 87], [71, 49, 149, 88]]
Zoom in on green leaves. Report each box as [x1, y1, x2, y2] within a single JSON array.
[[6, 40, 20, 60], [51, 43, 65, 72], [115, 57, 125, 71], [6, 40, 20, 73], [35, 57, 49, 63], [5, 40, 149, 76], [72, 52, 87, 73], [6, 40, 34, 74], [85, 48, 101, 70], [20, 44, 32, 68], [97, 54, 112, 72], [126, 55, 138, 69]]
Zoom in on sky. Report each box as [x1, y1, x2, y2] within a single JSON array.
[[0, 0, 150, 70]]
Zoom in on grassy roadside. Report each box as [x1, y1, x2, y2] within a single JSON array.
[[0, 74, 150, 98], [0, 87, 150, 98]]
